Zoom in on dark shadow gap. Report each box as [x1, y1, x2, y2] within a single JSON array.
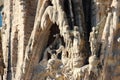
[[47, 23, 60, 46], [64, 0, 73, 30], [82, 0, 92, 40]]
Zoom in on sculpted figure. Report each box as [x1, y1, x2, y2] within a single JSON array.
[[52, 34, 62, 49], [47, 53, 62, 72], [72, 26, 81, 54], [40, 33, 62, 67], [63, 30, 72, 48], [88, 55, 99, 75], [46, 53, 63, 80], [89, 27, 98, 55], [40, 45, 53, 67]]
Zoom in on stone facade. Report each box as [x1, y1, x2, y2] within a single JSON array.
[[0, 0, 120, 80]]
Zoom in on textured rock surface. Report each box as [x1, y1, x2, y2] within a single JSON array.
[[0, 0, 3, 7], [0, 0, 120, 80]]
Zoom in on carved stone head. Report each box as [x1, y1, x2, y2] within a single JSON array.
[[74, 26, 79, 31], [51, 54, 57, 59], [92, 27, 96, 32], [89, 55, 99, 66]]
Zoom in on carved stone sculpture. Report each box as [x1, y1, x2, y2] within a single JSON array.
[[88, 55, 99, 75], [89, 27, 98, 55], [1, 0, 120, 80], [63, 30, 72, 48], [72, 26, 81, 54]]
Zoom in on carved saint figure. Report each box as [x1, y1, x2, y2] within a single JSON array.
[[40, 34, 62, 67], [52, 34, 62, 49], [72, 26, 81, 54], [89, 27, 98, 55]]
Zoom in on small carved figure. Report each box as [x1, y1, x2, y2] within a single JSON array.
[[88, 55, 99, 75], [40, 33, 62, 67], [47, 53, 62, 72], [63, 30, 72, 48], [61, 50, 69, 66], [52, 34, 62, 49], [42, 45, 53, 60], [72, 26, 81, 54], [46, 53, 64, 80], [89, 27, 98, 55], [40, 45, 53, 67]]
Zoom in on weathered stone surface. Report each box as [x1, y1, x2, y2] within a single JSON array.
[[0, 0, 3, 7], [0, 0, 120, 80]]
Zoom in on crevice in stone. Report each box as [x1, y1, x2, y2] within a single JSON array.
[[7, 0, 13, 79], [82, 0, 92, 40], [64, 0, 73, 30]]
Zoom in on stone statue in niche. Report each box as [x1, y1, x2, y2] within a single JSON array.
[[89, 27, 98, 55], [46, 54, 57, 71], [40, 34, 62, 67], [72, 26, 81, 54], [40, 33, 62, 67], [40, 45, 53, 67], [52, 34, 62, 49]]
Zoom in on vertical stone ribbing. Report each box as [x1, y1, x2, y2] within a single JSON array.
[[2, 0, 12, 79], [13, 0, 25, 80]]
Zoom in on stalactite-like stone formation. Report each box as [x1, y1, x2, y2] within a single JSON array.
[[1, 0, 120, 80]]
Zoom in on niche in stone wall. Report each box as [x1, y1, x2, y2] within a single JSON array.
[[46, 23, 62, 59], [47, 23, 60, 46]]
